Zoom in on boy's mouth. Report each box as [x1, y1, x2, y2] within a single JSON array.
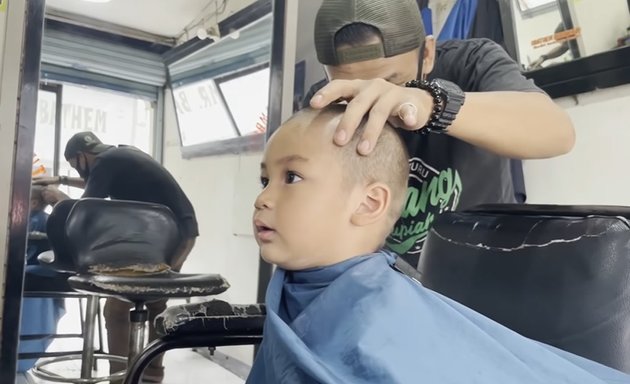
[[254, 220, 276, 242]]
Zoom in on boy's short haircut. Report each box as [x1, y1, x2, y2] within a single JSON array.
[[286, 105, 409, 226], [30, 185, 49, 210], [30, 185, 45, 203]]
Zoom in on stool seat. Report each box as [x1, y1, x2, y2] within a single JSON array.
[[155, 300, 265, 337], [68, 272, 230, 303]]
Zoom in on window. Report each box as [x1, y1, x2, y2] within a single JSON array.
[[35, 82, 156, 199], [217, 66, 270, 136], [34, 87, 58, 176], [172, 78, 237, 147], [516, 0, 557, 15]]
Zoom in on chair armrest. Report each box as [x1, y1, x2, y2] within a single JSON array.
[[155, 299, 265, 337]]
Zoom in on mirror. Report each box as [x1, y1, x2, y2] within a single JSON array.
[[167, 13, 272, 157], [512, 0, 630, 72]]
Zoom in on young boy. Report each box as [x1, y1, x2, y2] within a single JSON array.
[[247, 105, 630, 383]]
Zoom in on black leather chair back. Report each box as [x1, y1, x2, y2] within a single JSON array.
[[45, 199, 80, 273], [419, 204, 630, 373], [65, 199, 181, 274]]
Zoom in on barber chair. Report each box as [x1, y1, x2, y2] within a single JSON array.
[[30, 199, 124, 383], [123, 300, 265, 384], [419, 204, 630, 374], [63, 198, 230, 381]]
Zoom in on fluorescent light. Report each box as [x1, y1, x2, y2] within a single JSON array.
[[81, 0, 112, 3]]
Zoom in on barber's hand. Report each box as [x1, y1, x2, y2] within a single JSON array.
[[310, 78, 433, 155], [529, 57, 545, 70], [32, 176, 60, 186], [42, 185, 68, 205]]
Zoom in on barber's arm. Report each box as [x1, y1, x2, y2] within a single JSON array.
[[445, 91, 574, 159], [32, 175, 86, 189], [310, 44, 574, 160]]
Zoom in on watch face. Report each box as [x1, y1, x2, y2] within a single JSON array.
[[434, 79, 463, 96]]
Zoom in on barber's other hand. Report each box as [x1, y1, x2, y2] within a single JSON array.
[[529, 57, 545, 70], [41, 185, 68, 205], [310, 78, 433, 155], [32, 176, 60, 186]]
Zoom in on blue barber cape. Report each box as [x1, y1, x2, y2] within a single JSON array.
[[247, 251, 630, 383]]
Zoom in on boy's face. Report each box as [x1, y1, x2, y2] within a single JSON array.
[[253, 113, 357, 270]]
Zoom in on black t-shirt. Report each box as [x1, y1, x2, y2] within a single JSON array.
[[303, 39, 542, 267], [386, 39, 541, 267], [83, 146, 199, 238]]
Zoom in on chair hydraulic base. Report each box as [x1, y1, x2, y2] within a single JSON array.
[[30, 295, 126, 383], [31, 353, 127, 384]]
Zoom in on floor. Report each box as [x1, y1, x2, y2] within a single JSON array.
[[15, 298, 246, 384], [16, 348, 246, 383]]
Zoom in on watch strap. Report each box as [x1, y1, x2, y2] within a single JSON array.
[[405, 79, 465, 133]]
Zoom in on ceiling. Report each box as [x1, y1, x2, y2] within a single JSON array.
[[45, 0, 256, 39]]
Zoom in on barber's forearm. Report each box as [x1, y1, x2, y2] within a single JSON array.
[[446, 91, 575, 159], [61, 176, 86, 189]]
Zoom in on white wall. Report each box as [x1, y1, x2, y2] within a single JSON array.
[[162, 90, 262, 365], [524, 83, 630, 205], [568, 0, 630, 56]]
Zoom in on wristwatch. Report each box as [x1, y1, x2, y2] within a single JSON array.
[[405, 78, 466, 133]]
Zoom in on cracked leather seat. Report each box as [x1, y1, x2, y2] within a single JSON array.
[[64, 198, 230, 377], [419, 204, 630, 374]]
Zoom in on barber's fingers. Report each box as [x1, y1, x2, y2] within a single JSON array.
[[357, 90, 406, 155], [397, 103, 419, 129], [334, 82, 388, 147], [32, 177, 56, 186], [309, 79, 364, 109]]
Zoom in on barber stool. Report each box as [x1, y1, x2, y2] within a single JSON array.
[[419, 204, 630, 374], [124, 300, 265, 384], [63, 198, 230, 381], [30, 199, 123, 383]]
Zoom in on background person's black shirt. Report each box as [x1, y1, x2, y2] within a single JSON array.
[[82, 145, 199, 238]]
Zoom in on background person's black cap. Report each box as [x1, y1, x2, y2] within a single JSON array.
[[314, 0, 426, 66], [63, 131, 112, 160]]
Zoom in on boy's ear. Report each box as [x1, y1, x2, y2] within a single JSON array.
[[350, 182, 391, 227]]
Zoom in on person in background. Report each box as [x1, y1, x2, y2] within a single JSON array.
[[34, 132, 198, 383], [529, 22, 571, 70]]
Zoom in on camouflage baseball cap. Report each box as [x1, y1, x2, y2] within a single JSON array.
[[314, 0, 426, 66]]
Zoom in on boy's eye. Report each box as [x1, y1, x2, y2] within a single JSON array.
[[285, 171, 303, 184], [260, 177, 269, 188]]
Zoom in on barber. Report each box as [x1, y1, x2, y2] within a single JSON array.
[[34, 131, 197, 383], [309, 0, 575, 267]]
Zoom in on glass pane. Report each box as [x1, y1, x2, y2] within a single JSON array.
[[218, 67, 270, 136], [172, 78, 238, 146], [514, 0, 630, 71], [516, 0, 556, 12], [57, 83, 155, 199], [34, 89, 57, 176]]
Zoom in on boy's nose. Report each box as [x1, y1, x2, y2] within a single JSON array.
[[254, 189, 273, 210]]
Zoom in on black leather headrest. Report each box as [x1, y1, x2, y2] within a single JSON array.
[[419, 204, 630, 373], [65, 199, 182, 274], [45, 199, 79, 273]]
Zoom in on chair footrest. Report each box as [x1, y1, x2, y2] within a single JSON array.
[[155, 300, 265, 337]]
